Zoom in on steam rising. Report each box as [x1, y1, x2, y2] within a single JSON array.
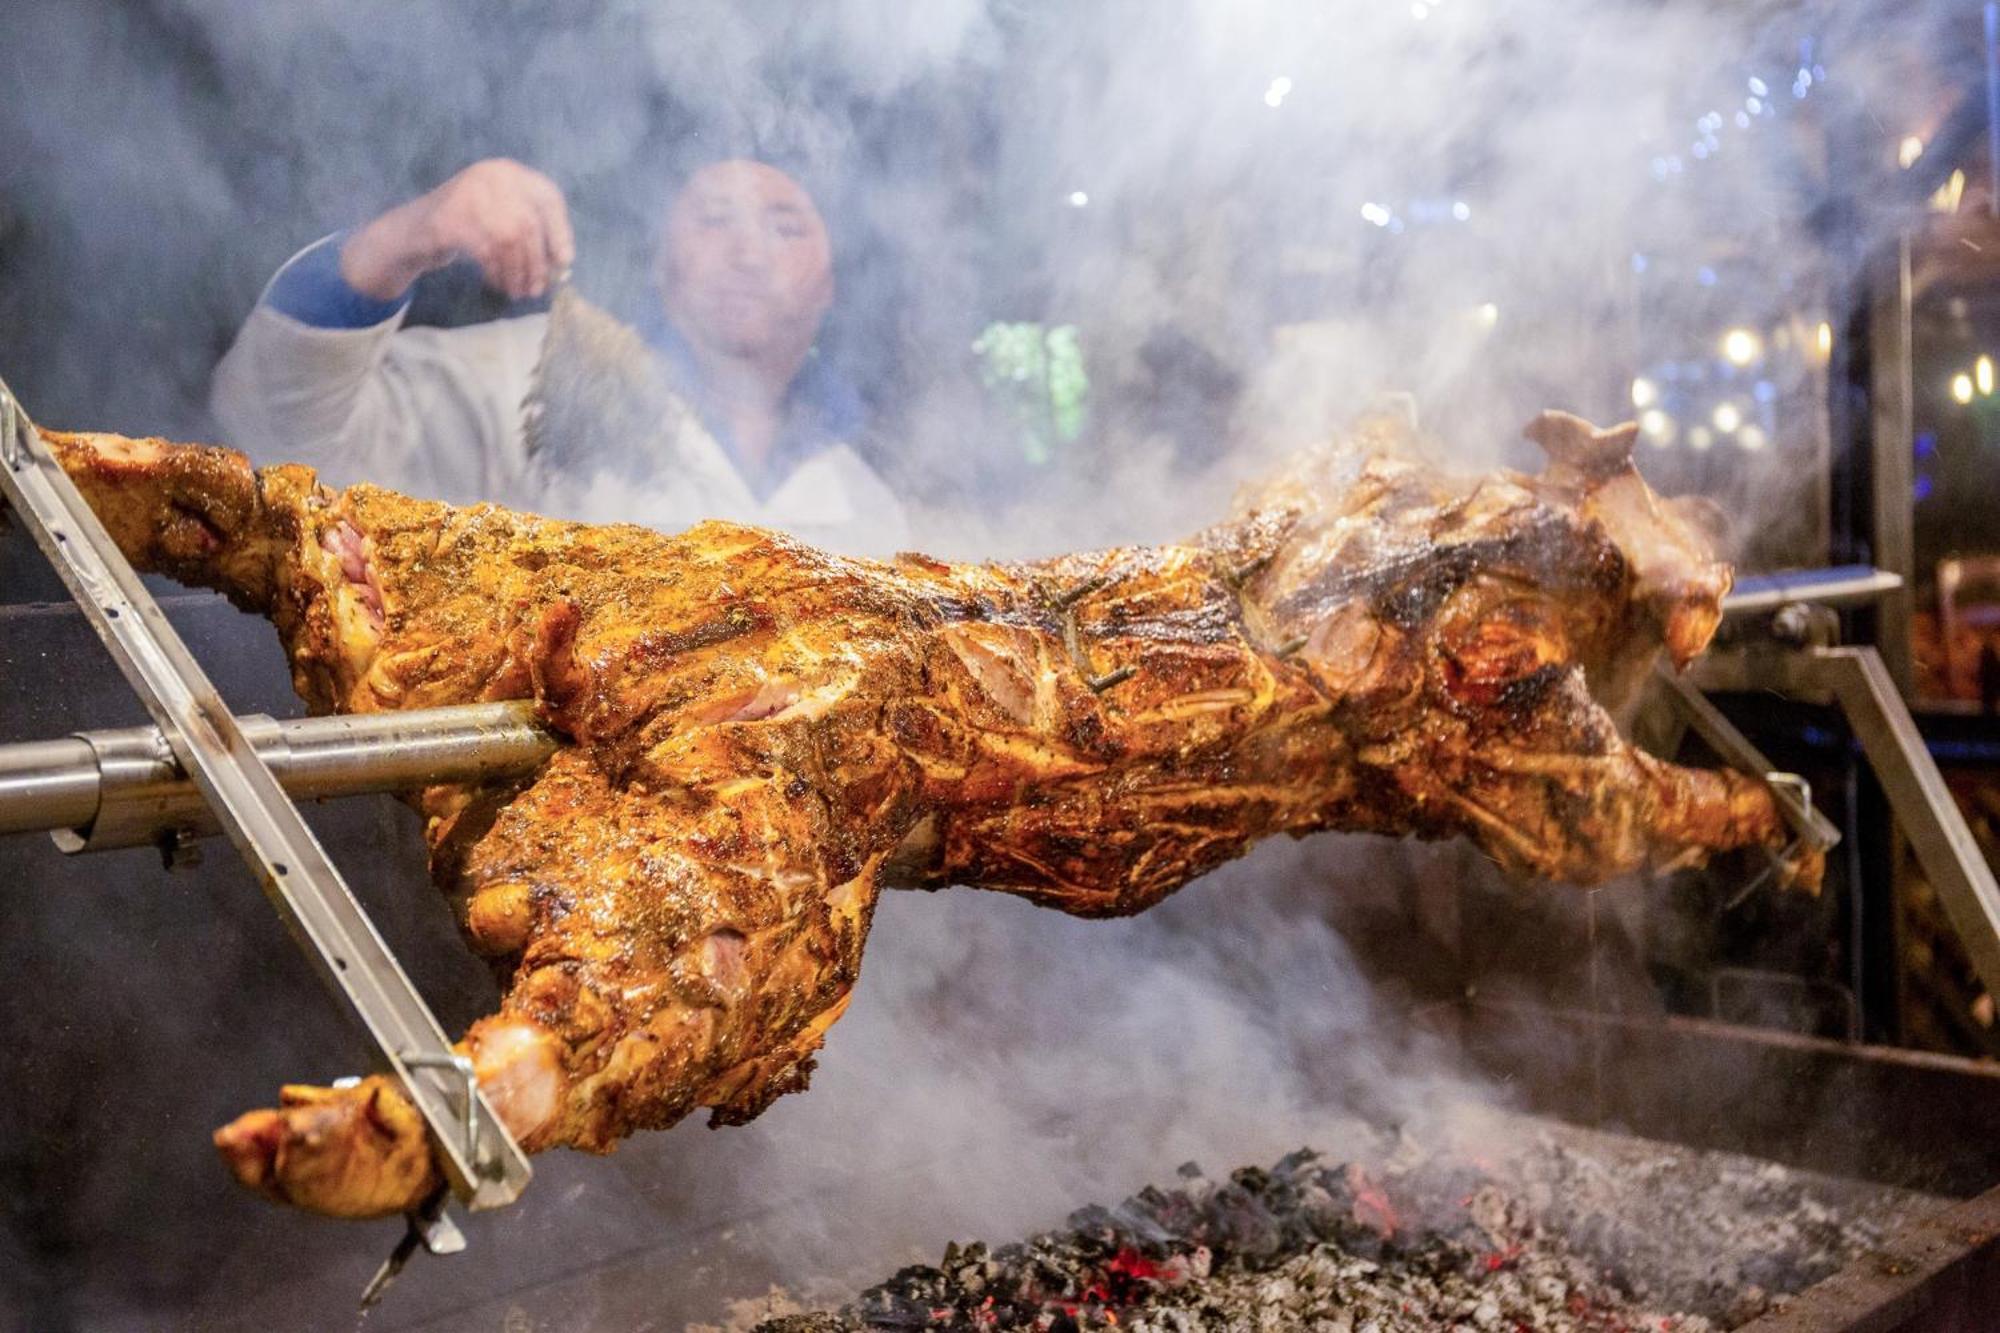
[[0, 0, 1971, 1325], [719, 841, 1481, 1283]]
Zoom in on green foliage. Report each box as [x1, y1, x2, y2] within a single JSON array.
[[973, 321, 1089, 465]]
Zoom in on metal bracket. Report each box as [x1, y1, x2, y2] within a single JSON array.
[[1652, 662, 1843, 856], [1687, 644, 2000, 1010], [0, 387, 19, 470], [1809, 649, 2000, 1010], [0, 383, 532, 1223], [360, 1185, 467, 1308], [1053, 572, 1142, 696], [402, 1049, 486, 1170]]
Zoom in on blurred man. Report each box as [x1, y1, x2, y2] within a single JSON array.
[[211, 157, 907, 554]]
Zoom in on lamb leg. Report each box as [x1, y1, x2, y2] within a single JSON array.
[[215, 746, 886, 1218], [39, 429, 300, 611]]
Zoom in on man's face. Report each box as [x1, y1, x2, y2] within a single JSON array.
[[659, 160, 834, 370]]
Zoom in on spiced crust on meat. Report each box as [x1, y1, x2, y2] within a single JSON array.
[[43, 411, 1814, 1218]]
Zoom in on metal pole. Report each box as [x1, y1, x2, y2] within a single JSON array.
[[1809, 647, 2000, 1010], [1986, 3, 2000, 218], [0, 736, 100, 836], [0, 703, 554, 848], [1868, 237, 1916, 697]]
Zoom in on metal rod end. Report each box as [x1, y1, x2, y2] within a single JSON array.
[[1086, 664, 1137, 693], [1054, 574, 1110, 610]]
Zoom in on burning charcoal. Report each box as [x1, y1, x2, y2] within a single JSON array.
[[1200, 1181, 1285, 1260], [1463, 1183, 1514, 1247], [1172, 1162, 1215, 1207], [850, 1285, 938, 1328], [1062, 1204, 1121, 1240], [1160, 1244, 1211, 1282], [1271, 1147, 1323, 1183], [939, 1240, 994, 1296], [1117, 1184, 1200, 1243], [749, 1131, 1928, 1333], [1294, 1180, 1345, 1240]]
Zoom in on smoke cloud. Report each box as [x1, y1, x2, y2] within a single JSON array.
[[0, 0, 1975, 1327]]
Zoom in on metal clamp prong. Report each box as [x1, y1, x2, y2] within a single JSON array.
[[1719, 774, 1822, 911], [1053, 574, 1109, 610], [1722, 835, 1806, 912], [1765, 770, 1837, 853], [402, 1049, 486, 1172], [360, 1185, 465, 1308], [1766, 770, 1810, 806], [1225, 551, 1272, 588], [1, 387, 21, 469], [1086, 664, 1137, 693]]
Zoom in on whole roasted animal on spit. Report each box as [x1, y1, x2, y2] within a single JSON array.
[[44, 411, 1817, 1219]]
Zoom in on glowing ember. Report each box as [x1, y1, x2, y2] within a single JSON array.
[[746, 1130, 1928, 1333]]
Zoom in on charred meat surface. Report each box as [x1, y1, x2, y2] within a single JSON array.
[[43, 412, 1815, 1218]]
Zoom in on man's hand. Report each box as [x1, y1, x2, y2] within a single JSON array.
[[339, 159, 576, 303]]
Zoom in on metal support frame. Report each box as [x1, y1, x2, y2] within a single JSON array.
[[1867, 235, 1917, 697], [1690, 645, 2000, 1009], [0, 382, 534, 1293], [1653, 663, 1842, 857]]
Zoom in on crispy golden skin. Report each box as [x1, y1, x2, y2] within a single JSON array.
[[45, 412, 1813, 1219], [212, 1077, 440, 1217]]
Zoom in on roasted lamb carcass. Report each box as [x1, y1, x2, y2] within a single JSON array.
[[44, 412, 1813, 1219]]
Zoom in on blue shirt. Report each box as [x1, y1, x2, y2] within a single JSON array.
[[267, 234, 865, 501]]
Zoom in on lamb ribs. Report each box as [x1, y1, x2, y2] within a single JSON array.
[[43, 413, 1813, 1220]]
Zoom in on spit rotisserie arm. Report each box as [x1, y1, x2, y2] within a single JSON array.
[[216, 743, 886, 1216]]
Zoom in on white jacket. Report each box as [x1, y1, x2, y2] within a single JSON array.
[[209, 258, 911, 558]]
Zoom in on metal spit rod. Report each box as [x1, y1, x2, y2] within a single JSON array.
[[0, 702, 555, 849], [1720, 564, 1904, 617], [0, 565, 1895, 853], [0, 381, 532, 1212]]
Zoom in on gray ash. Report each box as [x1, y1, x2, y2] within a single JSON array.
[[746, 1124, 1926, 1333], [752, 1150, 1704, 1332], [1500, 1130, 1914, 1321]]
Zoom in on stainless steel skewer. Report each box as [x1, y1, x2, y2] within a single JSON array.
[[0, 702, 556, 849]]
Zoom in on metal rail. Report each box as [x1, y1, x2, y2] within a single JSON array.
[[1652, 663, 1843, 856], [1690, 645, 2000, 1010], [0, 383, 532, 1218], [0, 703, 555, 849], [1868, 235, 1917, 696], [1818, 648, 2000, 1011], [1720, 564, 1904, 617]]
